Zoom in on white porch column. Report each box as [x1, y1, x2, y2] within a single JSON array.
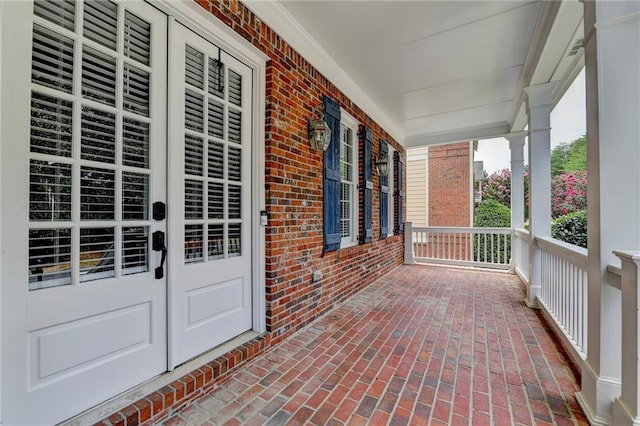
[[508, 133, 526, 275], [576, 1, 639, 424], [508, 133, 526, 230], [612, 251, 640, 426], [524, 82, 557, 307]]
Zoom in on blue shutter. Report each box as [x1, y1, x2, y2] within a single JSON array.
[[395, 151, 404, 233], [379, 140, 389, 239], [323, 96, 341, 252], [360, 126, 373, 243]]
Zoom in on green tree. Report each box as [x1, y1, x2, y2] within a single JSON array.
[[551, 135, 586, 177]]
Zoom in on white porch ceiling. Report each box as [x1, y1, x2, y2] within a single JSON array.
[[245, 0, 584, 147]]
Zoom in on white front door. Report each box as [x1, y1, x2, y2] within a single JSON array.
[[168, 23, 253, 367], [1, 1, 168, 424]]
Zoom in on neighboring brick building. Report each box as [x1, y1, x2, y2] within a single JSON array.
[[407, 142, 474, 228]]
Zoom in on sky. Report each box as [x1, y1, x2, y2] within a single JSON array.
[[474, 69, 586, 175]]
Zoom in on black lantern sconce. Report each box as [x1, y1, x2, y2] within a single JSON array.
[[308, 106, 332, 152], [375, 150, 389, 176]]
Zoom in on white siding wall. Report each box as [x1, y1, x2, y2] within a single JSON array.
[[407, 148, 428, 227]]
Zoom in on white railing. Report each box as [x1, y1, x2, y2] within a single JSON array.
[[513, 228, 530, 284], [412, 226, 511, 269], [536, 236, 588, 360]]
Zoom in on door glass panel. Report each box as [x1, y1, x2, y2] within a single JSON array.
[[185, 135, 204, 176], [30, 160, 72, 221], [81, 167, 115, 220], [122, 227, 148, 274], [228, 224, 241, 257], [185, 45, 204, 89], [228, 146, 241, 181], [82, 46, 117, 106], [185, 91, 204, 132], [208, 141, 223, 179], [28, 228, 72, 290], [83, 0, 118, 50], [34, 0, 76, 31], [208, 99, 224, 139], [79, 228, 115, 282], [30, 93, 74, 157], [123, 118, 149, 168], [208, 182, 223, 219], [124, 64, 150, 116], [185, 180, 204, 219], [28, 3, 155, 288], [228, 109, 241, 144], [208, 224, 223, 259], [122, 172, 149, 220], [81, 107, 116, 163], [32, 25, 74, 94], [124, 11, 151, 66], [228, 70, 242, 107], [185, 225, 203, 264], [228, 185, 241, 219]]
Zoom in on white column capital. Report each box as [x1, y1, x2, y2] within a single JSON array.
[[524, 81, 561, 108], [507, 133, 526, 150]]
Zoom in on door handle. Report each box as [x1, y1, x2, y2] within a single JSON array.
[[153, 231, 167, 279]]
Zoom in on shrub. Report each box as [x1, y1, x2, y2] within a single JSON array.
[[552, 210, 587, 248], [551, 171, 587, 218], [474, 200, 511, 263], [475, 199, 511, 228]]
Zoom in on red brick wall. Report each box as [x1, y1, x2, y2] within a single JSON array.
[[93, 2, 406, 424], [195, 0, 405, 343], [428, 142, 471, 227]]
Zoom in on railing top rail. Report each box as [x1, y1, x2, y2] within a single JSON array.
[[412, 226, 511, 234], [514, 228, 530, 239], [535, 235, 588, 269]]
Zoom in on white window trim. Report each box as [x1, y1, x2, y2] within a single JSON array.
[[340, 110, 359, 248], [388, 146, 395, 237]]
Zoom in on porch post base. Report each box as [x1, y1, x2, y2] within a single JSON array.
[[404, 222, 416, 265], [613, 398, 640, 426], [524, 285, 540, 309], [576, 362, 621, 426]]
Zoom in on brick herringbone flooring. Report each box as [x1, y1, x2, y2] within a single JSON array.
[[163, 265, 587, 425]]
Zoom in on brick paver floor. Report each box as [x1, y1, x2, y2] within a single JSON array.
[[162, 265, 588, 425]]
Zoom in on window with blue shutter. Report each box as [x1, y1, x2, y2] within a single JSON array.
[[323, 96, 341, 252], [379, 140, 389, 239], [360, 126, 373, 243], [395, 151, 404, 233]]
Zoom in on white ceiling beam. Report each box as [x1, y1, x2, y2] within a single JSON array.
[[403, 122, 512, 148]]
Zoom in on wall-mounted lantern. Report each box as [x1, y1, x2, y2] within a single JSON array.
[[308, 106, 331, 152], [375, 151, 389, 176]]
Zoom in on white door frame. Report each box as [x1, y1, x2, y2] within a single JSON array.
[[154, 0, 268, 340]]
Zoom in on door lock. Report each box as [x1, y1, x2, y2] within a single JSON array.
[[153, 201, 166, 221]]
